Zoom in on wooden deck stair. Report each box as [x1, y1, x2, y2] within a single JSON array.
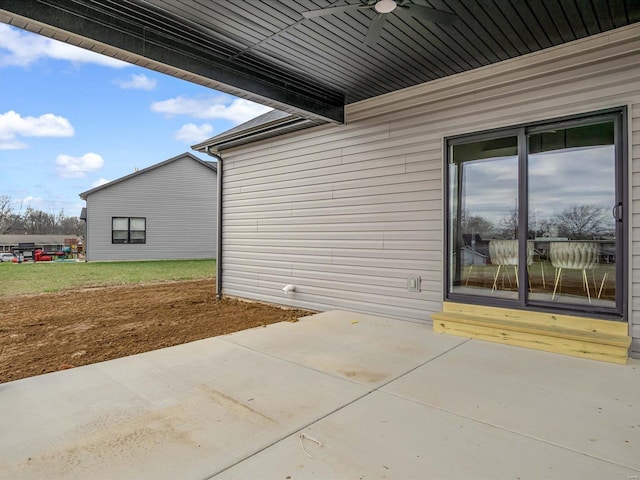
[[432, 302, 631, 364]]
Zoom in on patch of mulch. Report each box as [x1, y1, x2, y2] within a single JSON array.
[[0, 279, 313, 384]]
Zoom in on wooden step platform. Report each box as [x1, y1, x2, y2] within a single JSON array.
[[432, 302, 631, 364]]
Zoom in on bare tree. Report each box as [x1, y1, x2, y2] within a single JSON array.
[[0, 195, 23, 234], [0, 196, 84, 236], [553, 204, 608, 239], [57, 212, 85, 237], [22, 207, 56, 234], [498, 207, 519, 239], [460, 210, 496, 239]]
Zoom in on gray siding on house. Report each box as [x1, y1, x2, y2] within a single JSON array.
[[220, 25, 640, 356], [85, 155, 216, 261]]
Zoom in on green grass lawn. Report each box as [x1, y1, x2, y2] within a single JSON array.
[[0, 259, 216, 296]]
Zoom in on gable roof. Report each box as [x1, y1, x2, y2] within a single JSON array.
[[79, 152, 216, 200]]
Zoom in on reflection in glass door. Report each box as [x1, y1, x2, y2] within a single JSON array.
[[527, 122, 617, 308], [447, 109, 624, 316], [448, 135, 519, 299]]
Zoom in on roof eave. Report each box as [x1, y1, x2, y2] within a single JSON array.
[[192, 115, 320, 155]]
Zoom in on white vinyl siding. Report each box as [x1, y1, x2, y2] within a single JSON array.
[[221, 24, 640, 357], [85, 155, 216, 261]]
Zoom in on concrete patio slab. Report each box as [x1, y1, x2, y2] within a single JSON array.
[[223, 309, 467, 387], [382, 339, 640, 471], [1, 310, 639, 480], [0, 336, 370, 480], [216, 390, 640, 480]]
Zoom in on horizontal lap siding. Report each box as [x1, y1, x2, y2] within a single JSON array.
[[632, 102, 640, 357], [222, 25, 640, 349], [86, 157, 217, 261], [223, 133, 441, 321]]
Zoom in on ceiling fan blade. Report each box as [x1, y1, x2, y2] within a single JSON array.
[[365, 13, 387, 46], [400, 3, 458, 26], [302, 4, 363, 19]]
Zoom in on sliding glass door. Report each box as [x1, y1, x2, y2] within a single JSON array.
[[447, 109, 625, 316]]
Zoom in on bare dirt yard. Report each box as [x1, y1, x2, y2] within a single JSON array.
[[0, 279, 312, 384]]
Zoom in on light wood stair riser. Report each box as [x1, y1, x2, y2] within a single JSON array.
[[441, 302, 627, 336], [433, 303, 631, 365]]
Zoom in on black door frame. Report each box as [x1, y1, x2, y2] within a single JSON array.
[[444, 107, 627, 321]]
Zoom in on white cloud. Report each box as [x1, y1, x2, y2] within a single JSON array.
[[19, 196, 52, 212], [151, 96, 272, 124], [21, 196, 43, 206], [91, 178, 111, 188], [0, 110, 74, 150], [0, 138, 27, 150], [114, 73, 157, 90], [461, 145, 616, 225], [0, 23, 128, 68], [56, 153, 104, 179], [174, 123, 214, 144]]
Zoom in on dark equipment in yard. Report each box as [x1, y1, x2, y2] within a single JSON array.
[[16, 243, 35, 263]]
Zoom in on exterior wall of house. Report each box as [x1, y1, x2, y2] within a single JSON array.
[[85, 156, 217, 261], [220, 25, 640, 357]]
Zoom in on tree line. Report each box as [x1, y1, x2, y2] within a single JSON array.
[[0, 195, 84, 237], [461, 204, 614, 240]]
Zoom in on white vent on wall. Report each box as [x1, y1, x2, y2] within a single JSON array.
[[407, 276, 421, 292]]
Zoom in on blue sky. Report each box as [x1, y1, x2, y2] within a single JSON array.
[[0, 23, 271, 217]]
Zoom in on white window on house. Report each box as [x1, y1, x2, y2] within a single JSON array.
[[112, 217, 146, 244]]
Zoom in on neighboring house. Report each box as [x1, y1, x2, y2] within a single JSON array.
[[0, 235, 82, 253], [79, 152, 217, 262]]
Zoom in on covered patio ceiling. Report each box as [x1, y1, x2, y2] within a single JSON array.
[[1, 0, 639, 124]]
